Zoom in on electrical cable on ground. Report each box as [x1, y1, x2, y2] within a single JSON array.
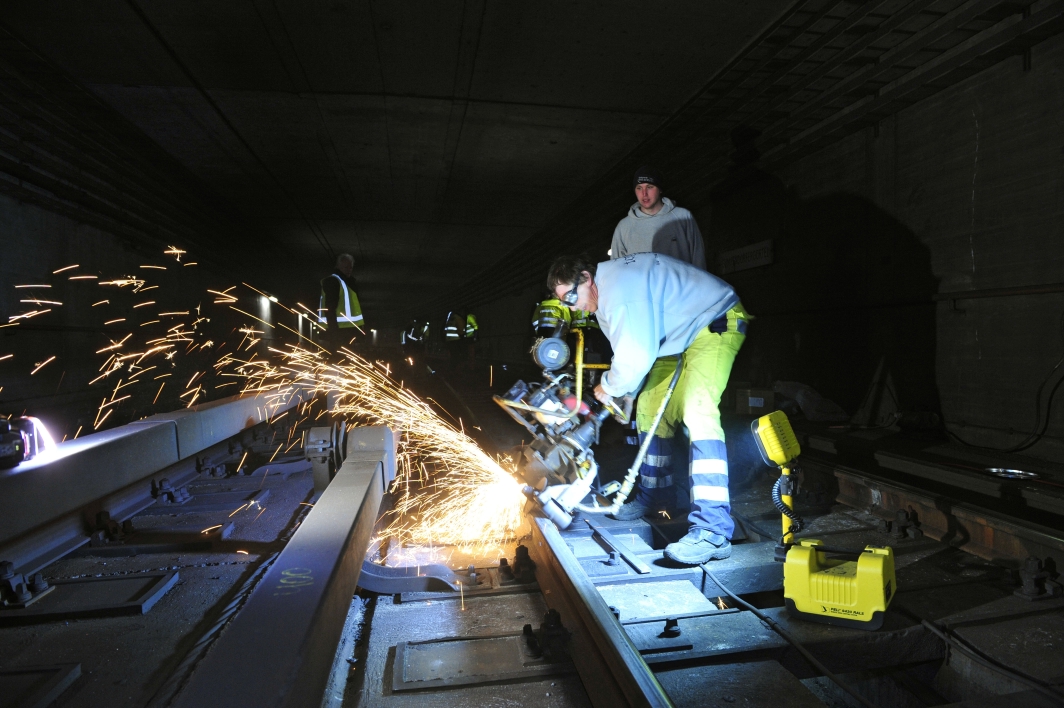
[[917, 619, 1064, 703], [700, 564, 880, 708]]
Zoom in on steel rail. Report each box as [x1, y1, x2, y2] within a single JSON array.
[[0, 389, 307, 574], [171, 425, 396, 708], [812, 458, 1064, 564], [529, 516, 673, 708]]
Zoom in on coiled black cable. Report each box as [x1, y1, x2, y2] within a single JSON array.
[[771, 475, 804, 536]]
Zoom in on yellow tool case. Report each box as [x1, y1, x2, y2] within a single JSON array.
[[783, 539, 896, 630]]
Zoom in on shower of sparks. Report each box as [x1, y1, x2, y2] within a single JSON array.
[[229, 345, 525, 554], [52, 264, 79, 274], [717, 597, 728, 610], [8, 248, 526, 559]]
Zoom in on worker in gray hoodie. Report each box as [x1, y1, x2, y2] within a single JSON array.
[[610, 166, 707, 270]]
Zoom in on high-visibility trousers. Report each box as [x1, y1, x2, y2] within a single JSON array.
[[634, 303, 748, 538]]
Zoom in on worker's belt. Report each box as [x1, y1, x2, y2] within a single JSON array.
[[709, 304, 748, 335]]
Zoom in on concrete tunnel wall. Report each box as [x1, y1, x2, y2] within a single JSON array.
[[467, 31, 1064, 463], [1, 26, 1063, 465], [0, 193, 311, 440]]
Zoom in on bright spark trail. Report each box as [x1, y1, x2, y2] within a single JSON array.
[[228, 345, 526, 554], [4, 245, 526, 557]]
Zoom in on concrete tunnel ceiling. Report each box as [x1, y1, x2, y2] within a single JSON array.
[[1, 0, 788, 324]]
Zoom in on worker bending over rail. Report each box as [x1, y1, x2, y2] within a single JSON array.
[[547, 253, 749, 565]]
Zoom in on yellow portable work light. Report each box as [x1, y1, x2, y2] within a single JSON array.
[[751, 410, 895, 630], [784, 540, 896, 630], [750, 410, 803, 545]]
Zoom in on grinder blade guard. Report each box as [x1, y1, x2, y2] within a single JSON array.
[[494, 372, 613, 529]]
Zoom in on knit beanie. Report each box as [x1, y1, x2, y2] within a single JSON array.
[[633, 165, 664, 191]]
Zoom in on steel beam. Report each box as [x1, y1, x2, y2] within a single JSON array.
[[171, 425, 395, 708], [0, 390, 305, 573], [829, 462, 1064, 564]]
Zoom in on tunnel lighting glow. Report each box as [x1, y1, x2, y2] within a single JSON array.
[[21, 416, 58, 457]]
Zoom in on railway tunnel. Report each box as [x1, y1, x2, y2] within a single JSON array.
[[1, 2, 1064, 707]]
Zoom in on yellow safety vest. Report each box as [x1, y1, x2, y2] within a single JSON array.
[[318, 274, 364, 329], [444, 311, 464, 341], [532, 298, 570, 334]]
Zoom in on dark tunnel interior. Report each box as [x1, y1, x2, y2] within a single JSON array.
[[1, 2, 1064, 707]]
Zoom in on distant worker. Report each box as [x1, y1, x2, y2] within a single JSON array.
[[531, 297, 570, 337], [532, 296, 611, 362], [611, 166, 706, 270], [464, 313, 479, 369], [402, 318, 429, 356], [318, 253, 364, 350], [547, 253, 748, 565], [443, 311, 464, 342], [443, 310, 465, 369], [532, 297, 601, 337]]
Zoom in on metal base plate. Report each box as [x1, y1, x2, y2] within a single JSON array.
[[0, 571, 178, 625], [393, 632, 574, 691]]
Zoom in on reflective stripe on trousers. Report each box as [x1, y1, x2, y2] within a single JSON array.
[[634, 303, 747, 538], [635, 433, 673, 498]]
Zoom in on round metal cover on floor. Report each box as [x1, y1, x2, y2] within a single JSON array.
[[985, 467, 1039, 480]]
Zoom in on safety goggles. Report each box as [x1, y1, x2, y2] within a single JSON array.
[[561, 278, 581, 307]]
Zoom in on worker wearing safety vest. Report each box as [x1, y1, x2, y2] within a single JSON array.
[[402, 319, 429, 356], [531, 298, 602, 338], [443, 311, 465, 370], [318, 253, 365, 350], [443, 311, 464, 341], [464, 313, 479, 369], [531, 298, 570, 337], [532, 297, 610, 365]]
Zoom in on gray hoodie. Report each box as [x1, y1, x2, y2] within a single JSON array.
[[610, 197, 706, 270]]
